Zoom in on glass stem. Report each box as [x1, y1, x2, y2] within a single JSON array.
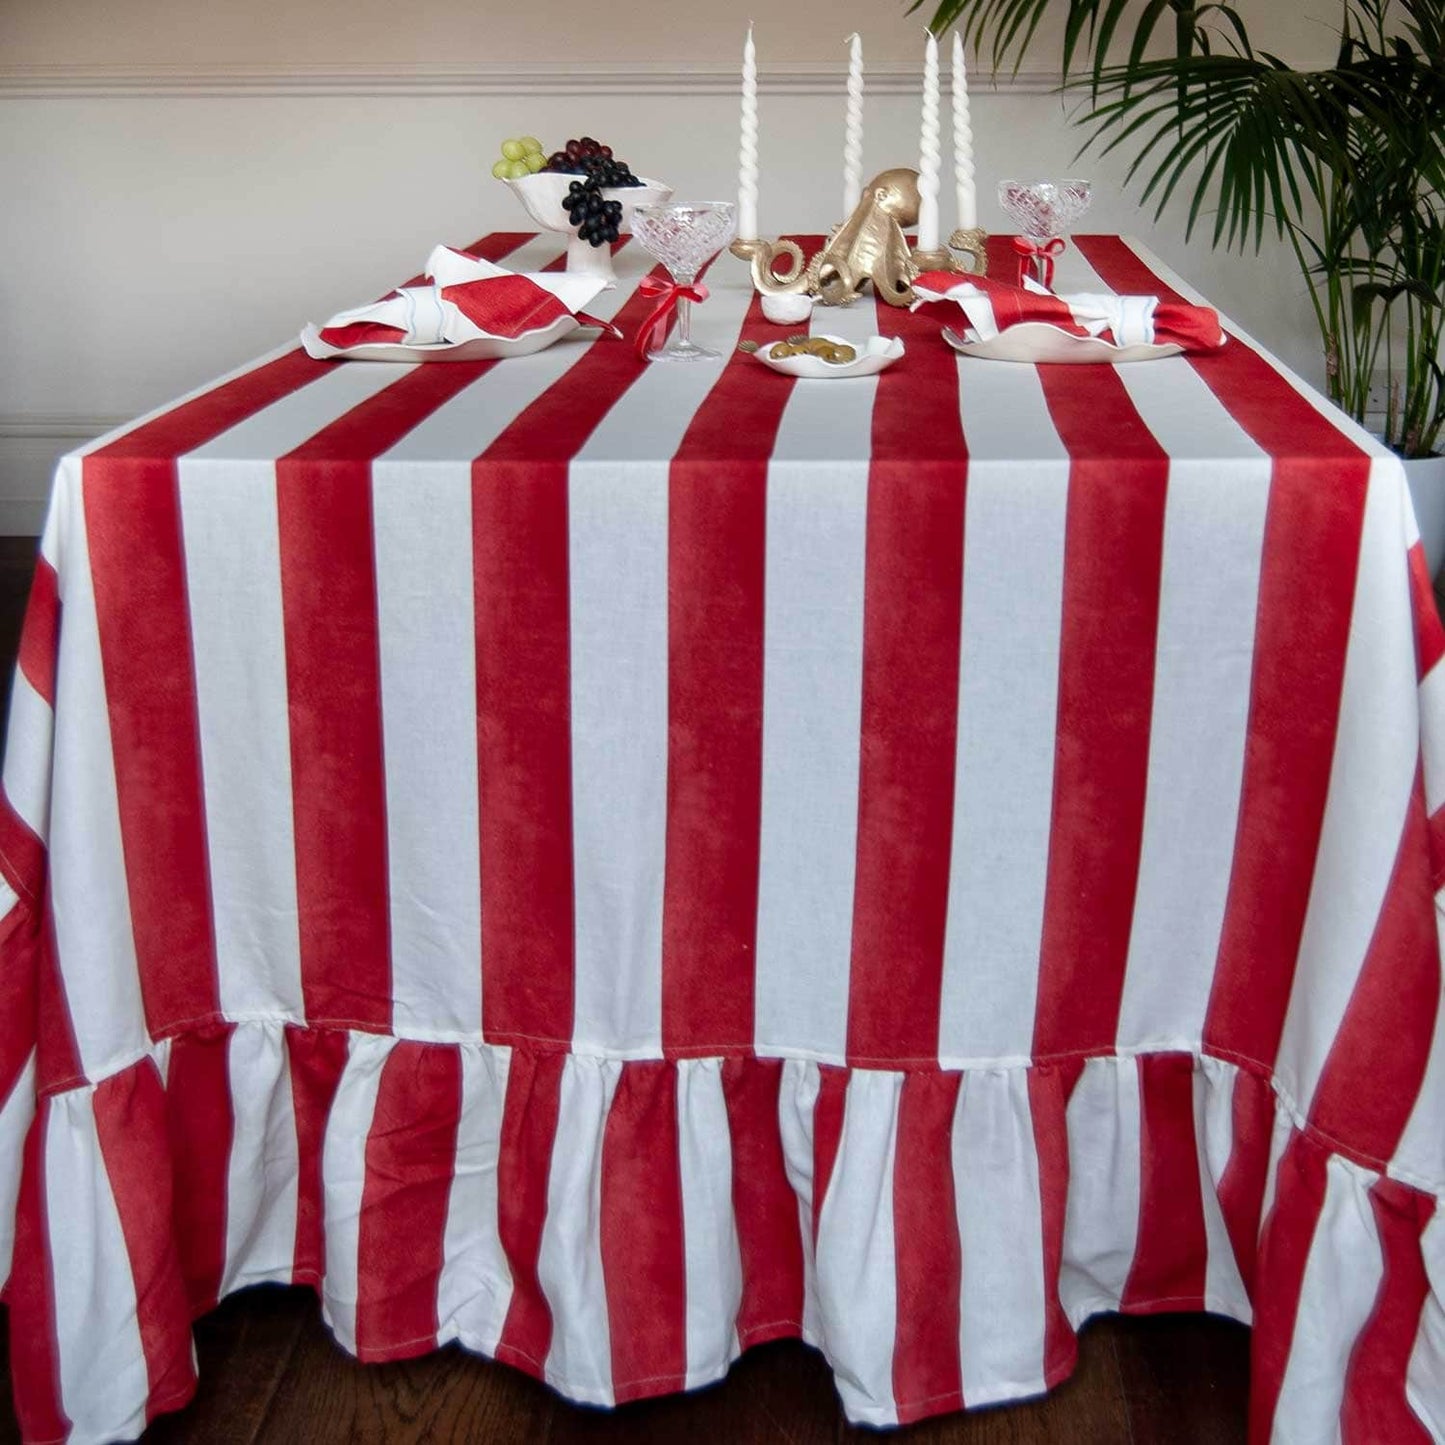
[[676, 296, 692, 350]]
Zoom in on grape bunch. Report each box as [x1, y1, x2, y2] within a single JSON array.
[[491, 136, 546, 180], [564, 179, 624, 248], [543, 137, 644, 189]]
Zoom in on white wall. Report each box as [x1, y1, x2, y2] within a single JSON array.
[[0, 0, 1344, 532]]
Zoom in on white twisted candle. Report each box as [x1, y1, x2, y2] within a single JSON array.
[[917, 31, 941, 251], [738, 24, 759, 241], [843, 33, 864, 216], [952, 31, 977, 229]]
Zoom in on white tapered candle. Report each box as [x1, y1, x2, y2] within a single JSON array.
[[952, 32, 977, 229], [917, 31, 941, 250], [843, 33, 864, 216], [738, 24, 760, 240]]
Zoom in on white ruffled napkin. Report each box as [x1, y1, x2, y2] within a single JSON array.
[[302, 245, 620, 360]]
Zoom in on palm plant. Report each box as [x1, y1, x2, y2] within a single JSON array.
[[910, 0, 1445, 457]]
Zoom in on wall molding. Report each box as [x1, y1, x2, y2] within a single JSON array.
[[0, 61, 1068, 99], [0, 414, 125, 442]]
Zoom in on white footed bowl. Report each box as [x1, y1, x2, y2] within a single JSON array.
[[504, 173, 674, 280]]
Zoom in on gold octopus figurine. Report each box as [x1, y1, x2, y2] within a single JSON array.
[[731, 167, 987, 308]]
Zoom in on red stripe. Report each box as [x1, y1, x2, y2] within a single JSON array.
[[662, 285, 802, 1057], [1031, 364, 1168, 1059], [164, 1025, 236, 1314], [84, 454, 221, 1034], [720, 1057, 805, 1345], [1029, 1061, 1078, 1386], [1431, 805, 1445, 896], [1075, 237, 1375, 1075], [891, 1071, 964, 1422], [92, 1060, 198, 1421], [600, 1060, 687, 1401], [0, 792, 45, 908], [494, 1049, 565, 1375], [811, 1064, 848, 1244], [1408, 541, 1445, 680], [846, 285, 968, 1066], [1216, 1065, 1276, 1296], [354, 1041, 462, 1359], [7, 1099, 69, 1442], [0, 899, 37, 1113], [277, 365, 495, 1031], [17, 555, 59, 708], [1341, 1178, 1435, 1445], [1307, 776, 1438, 1166], [1123, 1053, 1207, 1311], [1248, 1130, 1329, 1443], [473, 243, 660, 1048], [285, 1023, 349, 1285]]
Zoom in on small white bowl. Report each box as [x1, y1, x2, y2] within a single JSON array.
[[749, 333, 905, 379], [760, 292, 815, 325], [504, 172, 674, 280]]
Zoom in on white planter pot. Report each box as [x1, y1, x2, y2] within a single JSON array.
[[1405, 452, 1445, 580]]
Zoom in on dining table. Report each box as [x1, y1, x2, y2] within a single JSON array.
[[0, 229, 1441, 1445]]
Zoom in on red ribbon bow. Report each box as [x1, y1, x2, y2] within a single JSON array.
[[1013, 236, 1068, 289], [634, 274, 710, 361]]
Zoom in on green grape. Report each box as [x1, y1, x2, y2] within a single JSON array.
[[524, 151, 546, 173], [500, 138, 526, 162], [506, 159, 531, 179], [520, 136, 543, 155], [491, 158, 510, 180]]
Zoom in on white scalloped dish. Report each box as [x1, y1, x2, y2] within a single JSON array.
[[942, 323, 1182, 364], [750, 334, 905, 378]]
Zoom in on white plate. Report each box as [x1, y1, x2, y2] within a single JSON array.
[[942, 322, 1182, 364], [750, 333, 904, 379], [301, 314, 592, 363]]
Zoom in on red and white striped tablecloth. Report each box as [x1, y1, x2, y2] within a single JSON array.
[[1, 232, 1442, 1443]]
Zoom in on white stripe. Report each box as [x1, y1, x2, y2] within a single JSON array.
[[1060, 1057, 1141, 1318], [222, 1023, 299, 1292], [953, 1067, 1049, 1403], [0, 1050, 34, 1286], [1421, 663, 1445, 817], [179, 452, 303, 1021], [676, 1058, 744, 1384], [814, 1069, 901, 1426], [538, 1055, 620, 1403], [1407, 1202, 1445, 1439], [184, 360, 403, 462], [384, 240, 646, 464], [1270, 1154, 1385, 1444], [2, 673, 52, 846], [565, 268, 755, 1056], [1279, 459, 1420, 1112], [1196, 1056, 1251, 1319], [436, 1043, 513, 1354], [939, 362, 1068, 1064], [371, 457, 482, 1037], [48, 458, 148, 1078], [1110, 360, 1271, 1049], [320, 1032, 395, 1352], [777, 1058, 824, 1345], [1394, 950, 1445, 1189], [754, 363, 873, 1063], [48, 1089, 153, 1443]]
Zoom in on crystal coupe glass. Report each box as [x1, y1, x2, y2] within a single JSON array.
[[630, 201, 737, 362], [996, 179, 1094, 285]]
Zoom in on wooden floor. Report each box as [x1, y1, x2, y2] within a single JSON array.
[[0, 535, 1253, 1444]]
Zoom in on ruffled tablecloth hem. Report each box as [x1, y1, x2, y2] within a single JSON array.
[[2, 1016, 1441, 1444]]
